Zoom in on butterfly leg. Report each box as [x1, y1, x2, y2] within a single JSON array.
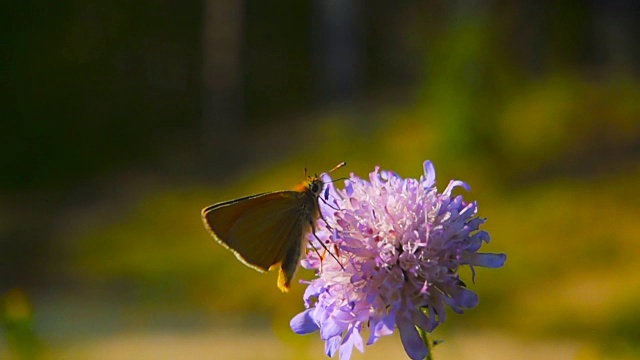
[[319, 196, 341, 212], [307, 236, 325, 273], [309, 220, 345, 271]]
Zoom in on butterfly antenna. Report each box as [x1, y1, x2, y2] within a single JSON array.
[[327, 176, 348, 183], [320, 162, 347, 186], [327, 161, 346, 174]]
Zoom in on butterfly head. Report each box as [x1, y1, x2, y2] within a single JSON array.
[[308, 176, 324, 197]]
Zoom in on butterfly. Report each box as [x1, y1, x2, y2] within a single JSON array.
[[201, 162, 345, 292]]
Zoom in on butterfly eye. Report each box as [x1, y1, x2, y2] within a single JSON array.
[[311, 182, 321, 194]]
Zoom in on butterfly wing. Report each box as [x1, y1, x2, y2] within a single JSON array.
[[202, 191, 305, 275]]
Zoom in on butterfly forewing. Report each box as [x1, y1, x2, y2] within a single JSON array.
[[202, 191, 302, 272], [202, 192, 270, 245]]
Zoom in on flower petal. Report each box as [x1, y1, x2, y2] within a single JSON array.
[[444, 179, 471, 195], [351, 326, 364, 352], [320, 319, 343, 340], [368, 310, 396, 345], [411, 308, 436, 332], [457, 287, 479, 308], [339, 326, 360, 360], [423, 161, 436, 188], [290, 309, 319, 334], [472, 253, 507, 268], [325, 335, 341, 357], [303, 281, 325, 303], [397, 314, 429, 360], [339, 340, 353, 360]]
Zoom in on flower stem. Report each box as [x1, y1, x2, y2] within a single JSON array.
[[417, 326, 434, 360]]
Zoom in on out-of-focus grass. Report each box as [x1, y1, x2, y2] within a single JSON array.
[[51, 329, 614, 360], [1, 289, 43, 360], [482, 168, 640, 339], [58, 75, 640, 358]]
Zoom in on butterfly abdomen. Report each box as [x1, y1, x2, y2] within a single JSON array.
[[276, 191, 320, 292]]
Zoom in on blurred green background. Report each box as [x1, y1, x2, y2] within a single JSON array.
[[2, 1, 640, 359]]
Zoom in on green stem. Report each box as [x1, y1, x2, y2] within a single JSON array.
[[417, 326, 434, 360]]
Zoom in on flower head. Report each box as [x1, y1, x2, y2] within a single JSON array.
[[290, 161, 506, 360]]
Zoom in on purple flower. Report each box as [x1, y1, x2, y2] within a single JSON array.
[[290, 161, 506, 360]]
